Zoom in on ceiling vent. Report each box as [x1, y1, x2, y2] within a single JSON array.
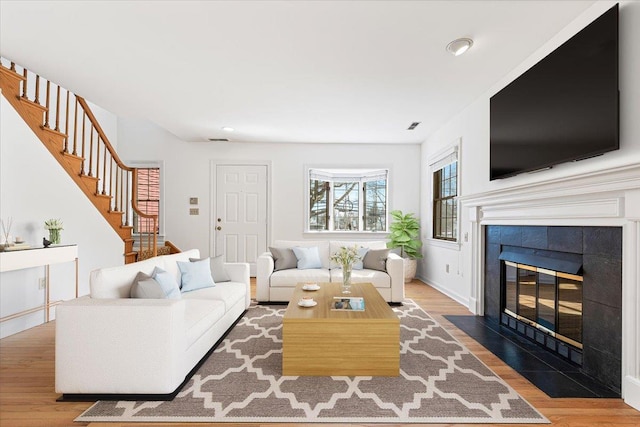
[[407, 122, 421, 130], [208, 138, 230, 142]]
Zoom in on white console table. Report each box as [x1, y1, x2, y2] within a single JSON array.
[[0, 244, 78, 323]]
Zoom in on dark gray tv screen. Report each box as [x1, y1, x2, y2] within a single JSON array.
[[490, 4, 619, 180]]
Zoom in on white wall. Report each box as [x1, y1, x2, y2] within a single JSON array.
[[116, 118, 422, 260], [0, 93, 123, 338], [420, 0, 640, 304]]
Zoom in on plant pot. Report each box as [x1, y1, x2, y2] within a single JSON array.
[[403, 258, 417, 283]]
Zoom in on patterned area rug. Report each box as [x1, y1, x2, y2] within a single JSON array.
[[77, 300, 548, 423]]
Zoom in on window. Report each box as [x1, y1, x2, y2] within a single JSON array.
[[308, 168, 388, 232], [431, 146, 458, 242], [133, 167, 160, 234]]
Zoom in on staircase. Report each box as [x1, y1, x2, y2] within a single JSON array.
[[0, 58, 166, 263]]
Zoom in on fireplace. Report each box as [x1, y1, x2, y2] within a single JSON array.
[[484, 225, 622, 393]]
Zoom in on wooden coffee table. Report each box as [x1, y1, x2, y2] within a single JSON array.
[[282, 282, 400, 376]]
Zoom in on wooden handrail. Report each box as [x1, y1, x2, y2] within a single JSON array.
[[76, 97, 133, 172]]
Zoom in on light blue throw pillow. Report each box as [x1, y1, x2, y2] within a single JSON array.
[[151, 267, 181, 299], [178, 258, 215, 292], [291, 246, 322, 269]]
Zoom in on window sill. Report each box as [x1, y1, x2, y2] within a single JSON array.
[[304, 231, 389, 239], [426, 237, 461, 251]]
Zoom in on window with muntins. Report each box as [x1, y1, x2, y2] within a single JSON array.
[[432, 153, 458, 242], [134, 167, 160, 234], [308, 168, 388, 232]]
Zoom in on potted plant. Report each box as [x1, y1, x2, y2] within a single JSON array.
[[387, 210, 422, 283]]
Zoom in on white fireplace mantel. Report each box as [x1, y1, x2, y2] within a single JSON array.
[[461, 163, 640, 411]]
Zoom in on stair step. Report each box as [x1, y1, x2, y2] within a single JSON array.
[[41, 125, 67, 139], [18, 96, 47, 111], [0, 66, 26, 82], [63, 152, 83, 161]]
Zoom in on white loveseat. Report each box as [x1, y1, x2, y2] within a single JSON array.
[[55, 249, 250, 397], [257, 240, 404, 303]]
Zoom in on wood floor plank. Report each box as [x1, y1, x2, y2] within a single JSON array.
[[0, 279, 638, 426]]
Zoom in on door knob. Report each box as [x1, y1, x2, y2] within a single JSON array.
[[216, 226, 222, 231]]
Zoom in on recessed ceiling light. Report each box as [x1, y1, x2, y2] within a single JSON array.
[[446, 38, 473, 56], [221, 126, 235, 132]]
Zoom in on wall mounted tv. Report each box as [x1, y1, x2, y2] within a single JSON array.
[[490, 4, 619, 181]]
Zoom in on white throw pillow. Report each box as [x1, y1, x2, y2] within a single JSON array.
[[291, 246, 322, 269]]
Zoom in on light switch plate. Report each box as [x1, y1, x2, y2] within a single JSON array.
[[189, 208, 199, 215], [189, 197, 198, 205]]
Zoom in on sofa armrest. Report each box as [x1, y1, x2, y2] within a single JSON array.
[[55, 297, 186, 395], [224, 262, 251, 308], [386, 253, 405, 303], [256, 251, 274, 302]]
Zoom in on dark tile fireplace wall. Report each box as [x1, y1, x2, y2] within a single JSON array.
[[484, 225, 622, 392]]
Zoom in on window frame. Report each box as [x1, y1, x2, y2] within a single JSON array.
[[305, 167, 390, 234], [428, 142, 460, 246], [128, 160, 165, 237]]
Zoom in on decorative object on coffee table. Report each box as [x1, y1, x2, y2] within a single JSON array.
[[330, 245, 361, 294], [44, 218, 63, 244]]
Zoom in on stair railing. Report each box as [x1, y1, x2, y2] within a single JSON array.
[[0, 58, 157, 259]]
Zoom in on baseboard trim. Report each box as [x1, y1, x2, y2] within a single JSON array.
[[57, 309, 248, 402], [415, 275, 470, 309], [624, 375, 640, 411]]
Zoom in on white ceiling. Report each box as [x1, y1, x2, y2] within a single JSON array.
[[0, 0, 597, 144]]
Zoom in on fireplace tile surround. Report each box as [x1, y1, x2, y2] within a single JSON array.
[[485, 225, 622, 393]]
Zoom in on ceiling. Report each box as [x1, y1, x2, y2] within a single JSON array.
[[0, 1, 597, 144]]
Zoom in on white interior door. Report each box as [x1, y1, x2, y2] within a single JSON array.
[[215, 165, 267, 276]]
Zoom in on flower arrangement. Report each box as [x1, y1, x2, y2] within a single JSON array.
[[44, 218, 63, 244], [330, 245, 361, 268], [331, 245, 361, 294], [44, 218, 64, 231]]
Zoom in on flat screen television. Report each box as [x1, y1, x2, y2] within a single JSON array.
[[490, 4, 619, 180]]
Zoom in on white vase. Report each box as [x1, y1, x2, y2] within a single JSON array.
[[403, 258, 417, 283]]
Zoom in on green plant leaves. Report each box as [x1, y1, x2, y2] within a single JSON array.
[[387, 209, 422, 259]]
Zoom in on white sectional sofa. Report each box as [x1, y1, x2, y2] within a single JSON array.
[[55, 249, 250, 398], [257, 240, 404, 303]]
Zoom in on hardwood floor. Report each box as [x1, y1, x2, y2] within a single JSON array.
[[1, 280, 638, 426]]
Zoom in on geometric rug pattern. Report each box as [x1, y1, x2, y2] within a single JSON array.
[[77, 300, 548, 423]]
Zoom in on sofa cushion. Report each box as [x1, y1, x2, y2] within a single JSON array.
[[291, 246, 322, 269], [130, 271, 170, 299], [363, 248, 390, 272], [151, 267, 182, 299], [90, 257, 163, 299], [269, 247, 298, 271], [183, 299, 226, 348], [181, 282, 246, 311], [273, 240, 331, 269], [270, 269, 330, 287], [189, 255, 231, 283], [178, 259, 215, 292], [330, 268, 391, 288]]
